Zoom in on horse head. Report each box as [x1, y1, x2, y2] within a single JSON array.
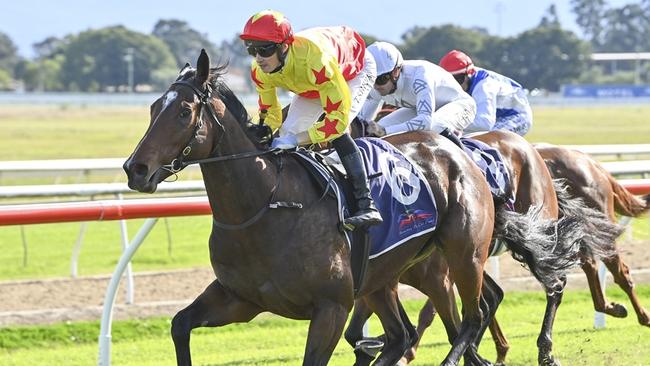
[[123, 49, 258, 193]]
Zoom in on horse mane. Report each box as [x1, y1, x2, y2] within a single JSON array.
[[176, 64, 266, 146]]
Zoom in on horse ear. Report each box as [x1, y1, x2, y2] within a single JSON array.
[[196, 49, 210, 85]]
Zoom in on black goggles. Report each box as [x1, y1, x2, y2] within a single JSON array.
[[375, 72, 392, 86], [246, 43, 279, 58]]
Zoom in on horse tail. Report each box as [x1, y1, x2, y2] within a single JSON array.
[[493, 204, 578, 292], [553, 179, 624, 261], [601, 166, 650, 217]]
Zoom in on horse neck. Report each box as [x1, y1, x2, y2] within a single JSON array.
[[200, 113, 277, 225]]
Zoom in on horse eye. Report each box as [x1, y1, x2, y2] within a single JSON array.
[[180, 108, 191, 118]]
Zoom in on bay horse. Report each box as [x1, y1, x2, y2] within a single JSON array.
[[383, 144, 644, 365], [124, 49, 505, 366], [346, 127, 622, 365]]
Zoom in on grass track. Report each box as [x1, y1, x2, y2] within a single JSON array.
[[0, 286, 649, 365]]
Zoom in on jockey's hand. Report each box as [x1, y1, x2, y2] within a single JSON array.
[[271, 134, 298, 149], [366, 121, 387, 137]]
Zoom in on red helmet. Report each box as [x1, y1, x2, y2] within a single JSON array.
[[240, 10, 294, 44], [439, 50, 476, 75]]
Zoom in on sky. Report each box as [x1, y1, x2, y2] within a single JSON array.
[[1, 0, 635, 58]]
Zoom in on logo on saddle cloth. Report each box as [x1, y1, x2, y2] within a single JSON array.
[[355, 138, 438, 259]]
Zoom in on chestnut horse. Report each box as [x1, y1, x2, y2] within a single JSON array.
[[387, 145, 643, 365], [537, 145, 650, 325], [124, 50, 507, 366], [346, 126, 622, 365]]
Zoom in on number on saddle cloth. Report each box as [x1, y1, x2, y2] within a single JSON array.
[[460, 138, 515, 208], [289, 138, 439, 259]]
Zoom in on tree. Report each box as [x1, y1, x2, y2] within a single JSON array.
[[401, 24, 487, 64], [571, 0, 606, 49], [32, 36, 67, 60], [539, 4, 561, 28], [61, 26, 176, 91], [506, 26, 590, 91], [19, 55, 65, 91], [152, 19, 220, 68], [600, 4, 650, 52], [0, 31, 18, 75]]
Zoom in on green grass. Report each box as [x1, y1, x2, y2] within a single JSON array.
[[0, 217, 212, 280], [0, 104, 649, 281], [0, 286, 649, 365], [528, 105, 650, 145], [1, 105, 649, 162]]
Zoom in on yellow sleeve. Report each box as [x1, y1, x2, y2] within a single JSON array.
[[251, 62, 282, 132], [306, 54, 351, 144]]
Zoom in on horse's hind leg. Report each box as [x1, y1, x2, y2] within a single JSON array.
[[487, 317, 510, 366], [171, 279, 262, 366], [345, 299, 379, 366], [582, 254, 628, 318], [363, 285, 412, 366], [465, 272, 504, 366], [303, 299, 350, 366], [603, 252, 650, 326], [537, 276, 566, 366], [440, 247, 488, 366]]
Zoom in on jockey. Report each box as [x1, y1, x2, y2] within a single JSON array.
[[358, 41, 476, 140], [439, 50, 533, 136], [240, 10, 382, 228]]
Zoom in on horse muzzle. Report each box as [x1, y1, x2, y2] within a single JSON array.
[[123, 159, 159, 193]]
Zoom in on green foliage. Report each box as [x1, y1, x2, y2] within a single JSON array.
[[18, 55, 65, 91], [401, 24, 486, 63], [60, 26, 176, 91], [571, 0, 607, 47], [0, 286, 649, 365], [399, 23, 589, 91], [0, 68, 12, 90], [152, 19, 220, 68], [0, 31, 18, 74], [572, 0, 650, 53], [601, 4, 650, 53], [359, 33, 379, 47], [506, 25, 590, 91]]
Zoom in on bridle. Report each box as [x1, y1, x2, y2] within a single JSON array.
[[158, 77, 303, 230], [161, 78, 275, 173]]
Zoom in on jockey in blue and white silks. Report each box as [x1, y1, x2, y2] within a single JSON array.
[[440, 50, 533, 136], [358, 42, 476, 138]]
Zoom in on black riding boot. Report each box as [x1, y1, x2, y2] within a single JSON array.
[[332, 134, 383, 229]]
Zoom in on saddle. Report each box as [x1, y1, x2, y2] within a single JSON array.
[[287, 137, 440, 295]]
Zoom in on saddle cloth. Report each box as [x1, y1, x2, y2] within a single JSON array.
[[292, 137, 438, 259], [460, 137, 515, 209]]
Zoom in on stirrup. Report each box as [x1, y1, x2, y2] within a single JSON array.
[[344, 210, 383, 231]]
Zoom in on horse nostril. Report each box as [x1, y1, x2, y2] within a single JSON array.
[[129, 163, 149, 180]]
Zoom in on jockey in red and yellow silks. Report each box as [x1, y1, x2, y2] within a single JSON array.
[[240, 10, 383, 229], [250, 26, 365, 144]]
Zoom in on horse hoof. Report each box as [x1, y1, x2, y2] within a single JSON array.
[[606, 303, 628, 318], [539, 355, 561, 366], [638, 312, 650, 327]]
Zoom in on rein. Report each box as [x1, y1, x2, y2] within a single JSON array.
[[161, 78, 302, 230]]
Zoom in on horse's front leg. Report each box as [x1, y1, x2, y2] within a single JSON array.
[[303, 299, 351, 366], [171, 279, 262, 366]]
